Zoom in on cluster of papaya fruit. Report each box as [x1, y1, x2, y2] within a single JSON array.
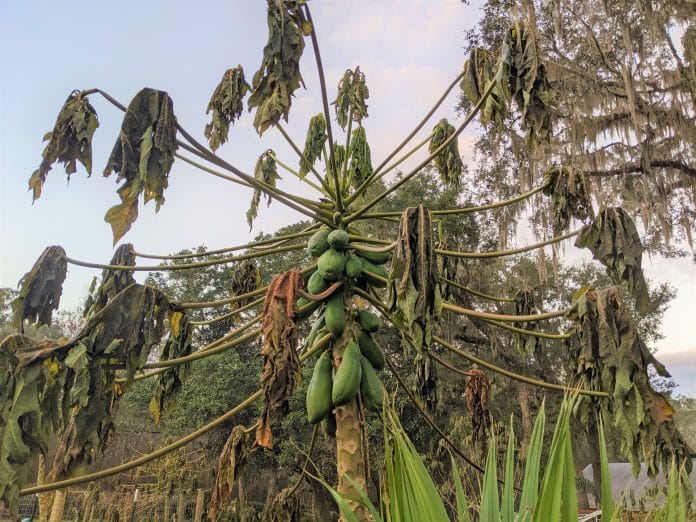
[[298, 227, 389, 436]]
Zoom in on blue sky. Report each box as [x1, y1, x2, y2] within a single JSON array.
[[1, 1, 694, 394]]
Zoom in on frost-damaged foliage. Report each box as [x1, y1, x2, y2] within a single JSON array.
[[263, 487, 301, 522], [247, 150, 281, 230], [205, 66, 248, 151], [347, 126, 373, 189], [464, 369, 492, 446], [0, 284, 171, 514], [149, 310, 194, 424], [256, 269, 303, 449], [83, 243, 136, 318], [575, 207, 652, 313], [333, 67, 369, 129], [103, 88, 178, 244], [388, 205, 442, 408], [542, 166, 592, 234], [569, 287, 692, 477], [460, 21, 554, 143], [12, 246, 67, 332], [429, 118, 463, 187], [299, 113, 327, 178], [230, 260, 262, 310], [247, 0, 310, 135], [28, 90, 99, 201], [513, 290, 541, 355], [209, 425, 251, 521]]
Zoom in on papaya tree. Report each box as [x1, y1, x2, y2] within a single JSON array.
[[0, 1, 692, 520]]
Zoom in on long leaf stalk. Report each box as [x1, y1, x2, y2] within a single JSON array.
[[428, 351, 476, 378], [441, 277, 516, 303], [132, 228, 317, 260], [175, 152, 253, 188], [303, 4, 342, 213], [189, 296, 264, 326], [20, 333, 334, 496], [62, 243, 306, 272], [483, 319, 572, 340], [435, 229, 582, 259], [442, 301, 570, 323], [276, 123, 333, 194], [345, 71, 501, 224], [268, 151, 327, 194], [347, 235, 395, 246], [341, 110, 354, 195], [346, 70, 465, 205]]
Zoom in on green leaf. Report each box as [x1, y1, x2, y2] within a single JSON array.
[[480, 433, 500, 522], [597, 414, 615, 521], [247, 0, 308, 134], [103, 88, 178, 244], [501, 416, 516, 522], [299, 113, 327, 178], [205, 65, 248, 150], [450, 454, 472, 522], [428, 119, 463, 187], [347, 126, 373, 189], [28, 90, 99, 201], [11, 246, 67, 331], [518, 400, 545, 522]]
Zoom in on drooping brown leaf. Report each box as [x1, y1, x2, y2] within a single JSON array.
[[256, 269, 303, 449], [28, 90, 99, 201], [247, 0, 310, 134], [575, 207, 652, 313], [429, 119, 463, 187], [208, 425, 251, 521], [229, 260, 262, 311], [262, 486, 301, 522], [542, 165, 592, 234], [149, 310, 194, 424], [247, 150, 280, 230], [12, 246, 67, 332], [103, 88, 178, 244], [569, 287, 691, 477], [388, 205, 442, 354], [205, 66, 248, 151], [415, 354, 438, 413], [464, 369, 492, 445], [82, 243, 136, 318]]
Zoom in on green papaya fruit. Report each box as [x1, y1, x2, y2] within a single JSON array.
[[327, 229, 350, 250], [358, 331, 385, 371], [332, 341, 362, 406], [317, 248, 346, 282], [360, 356, 384, 412], [306, 350, 334, 423], [360, 259, 388, 288], [324, 293, 346, 338], [344, 254, 363, 278], [307, 270, 329, 295], [307, 229, 331, 257], [357, 310, 381, 332]]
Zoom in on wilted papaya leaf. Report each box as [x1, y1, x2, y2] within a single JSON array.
[[12, 246, 67, 332], [332, 67, 369, 129], [542, 166, 592, 234], [247, 0, 309, 134], [513, 289, 541, 355], [464, 368, 492, 445], [575, 207, 652, 313], [429, 119, 463, 187], [347, 126, 373, 189], [103, 88, 178, 244], [149, 310, 193, 424], [256, 270, 303, 449], [568, 287, 691, 477], [205, 66, 248, 151], [83, 243, 136, 318], [247, 150, 280, 230], [263, 486, 301, 522], [28, 90, 99, 201], [230, 260, 262, 310], [299, 113, 327, 178], [209, 425, 251, 521]]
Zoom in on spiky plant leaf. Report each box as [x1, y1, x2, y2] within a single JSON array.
[[28, 90, 99, 201], [480, 433, 500, 521], [205, 66, 248, 151]]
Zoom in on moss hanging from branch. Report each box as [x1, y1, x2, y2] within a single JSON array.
[[429, 118, 463, 187], [28, 90, 99, 201], [332, 67, 369, 129], [12, 246, 67, 332], [103, 88, 178, 244], [205, 66, 248, 151], [299, 113, 327, 178], [569, 287, 691, 477], [575, 207, 652, 313], [149, 310, 194, 424], [247, 0, 310, 135], [247, 150, 281, 230], [542, 165, 592, 234], [256, 269, 303, 449]]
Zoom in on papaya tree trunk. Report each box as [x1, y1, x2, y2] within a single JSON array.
[[48, 489, 65, 522], [333, 316, 368, 522]]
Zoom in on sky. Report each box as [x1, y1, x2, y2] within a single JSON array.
[[1, 1, 694, 394]]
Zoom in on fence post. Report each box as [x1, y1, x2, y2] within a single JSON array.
[[48, 490, 65, 522], [176, 491, 185, 522], [193, 489, 205, 522]]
